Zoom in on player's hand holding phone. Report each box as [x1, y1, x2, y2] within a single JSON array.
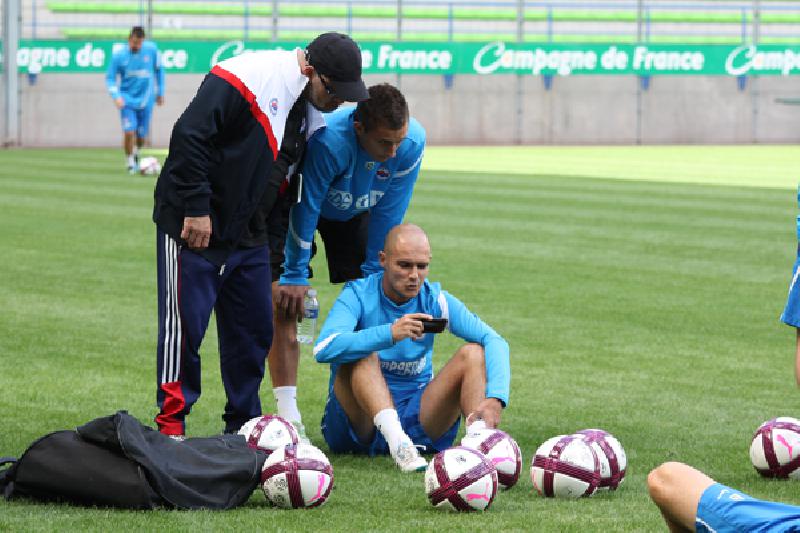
[[391, 314, 448, 343]]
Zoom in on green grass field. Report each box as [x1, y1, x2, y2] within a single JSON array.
[[1, 145, 799, 531]]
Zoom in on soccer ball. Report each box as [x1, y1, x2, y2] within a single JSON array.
[[139, 156, 161, 175], [425, 446, 498, 512], [238, 414, 298, 455], [530, 434, 601, 498], [260, 443, 333, 508], [574, 429, 627, 490], [460, 429, 522, 490], [750, 417, 800, 478]]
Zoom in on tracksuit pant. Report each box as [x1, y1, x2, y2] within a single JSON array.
[[155, 230, 273, 435]]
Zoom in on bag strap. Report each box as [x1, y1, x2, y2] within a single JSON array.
[[0, 456, 19, 500]]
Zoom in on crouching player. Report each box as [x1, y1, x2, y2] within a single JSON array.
[[313, 224, 511, 472], [648, 461, 800, 532]]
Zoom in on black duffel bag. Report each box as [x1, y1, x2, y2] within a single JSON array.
[[0, 411, 266, 509]]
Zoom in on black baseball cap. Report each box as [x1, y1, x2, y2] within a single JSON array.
[[306, 32, 369, 102]]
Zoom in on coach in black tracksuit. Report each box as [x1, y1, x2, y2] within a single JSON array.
[[152, 33, 368, 437]]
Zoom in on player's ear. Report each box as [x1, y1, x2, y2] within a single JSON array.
[[379, 250, 387, 268], [353, 120, 365, 137], [301, 63, 315, 78]]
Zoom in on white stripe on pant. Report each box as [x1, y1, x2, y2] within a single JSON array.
[[162, 234, 182, 384]]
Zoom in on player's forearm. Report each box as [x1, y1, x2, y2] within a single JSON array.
[[313, 325, 394, 363], [484, 336, 510, 407], [107, 82, 121, 100], [157, 69, 165, 97], [166, 124, 214, 215], [105, 64, 120, 99], [280, 209, 318, 283]]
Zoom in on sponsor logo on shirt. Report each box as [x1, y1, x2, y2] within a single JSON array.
[[381, 357, 426, 376], [269, 98, 278, 116], [126, 69, 151, 78], [365, 161, 376, 171], [353, 191, 384, 210], [327, 188, 353, 210], [376, 167, 390, 179]]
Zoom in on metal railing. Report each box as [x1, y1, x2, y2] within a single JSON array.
[[16, 0, 800, 44]]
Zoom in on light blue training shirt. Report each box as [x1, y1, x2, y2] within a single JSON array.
[[105, 41, 164, 109], [313, 273, 511, 406], [279, 106, 425, 285]]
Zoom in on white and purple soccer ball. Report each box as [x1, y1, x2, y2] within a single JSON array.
[[138, 156, 161, 175], [574, 428, 627, 490], [238, 414, 298, 456], [530, 434, 601, 498], [425, 446, 499, 512], [750, 417, 800, 478], [260, 443, 334, 508], [460, 428, 522, 490]]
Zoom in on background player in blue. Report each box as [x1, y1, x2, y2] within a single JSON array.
[[267, 84, 425, 441], [106, 26, 165, 173], [780, 187, 800, 387], [312, 224, 511, 472], [648, 461, 800, 532]]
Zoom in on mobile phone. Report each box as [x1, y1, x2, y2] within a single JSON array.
[[421, 318, 448, 334]]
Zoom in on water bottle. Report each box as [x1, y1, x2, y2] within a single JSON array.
[[297, 289, 319, 345]]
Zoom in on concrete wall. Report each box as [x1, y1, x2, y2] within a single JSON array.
[[4, 72, 800, 146]]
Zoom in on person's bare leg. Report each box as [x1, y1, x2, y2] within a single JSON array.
[[647, 462, 715, 533], [267, 314, 300, 387], [268, 310, 299, 389], [268, 282, 305, 438], [333, 353, 426, 471], [794, 328, 800, 387], [123, 131, 135, 157], [333, 353, 393, 442], [419, 343, 486, 441]]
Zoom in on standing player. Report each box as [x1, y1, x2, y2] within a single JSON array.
[[106, 26, 165, 174], [648, 461, 800, 531], [313, 224, 511, 472], [781, 188, 800, 386], [268, 84, 425, 441], [152, 33, 368, 438]]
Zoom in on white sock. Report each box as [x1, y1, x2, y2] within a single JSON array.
[[127, 154, 135, 167], [374, 408, 407, 451], [273, 386, 302, 424], [467, 419, 487, 434]]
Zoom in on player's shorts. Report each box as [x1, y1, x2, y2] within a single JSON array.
[[317, 212, 370, 284], [696, 482, 800, 533], [781, 244, 800, 327], [321, 382, 460, 456], [120, 105, 153, 138], [270, 209, 370, 284]]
